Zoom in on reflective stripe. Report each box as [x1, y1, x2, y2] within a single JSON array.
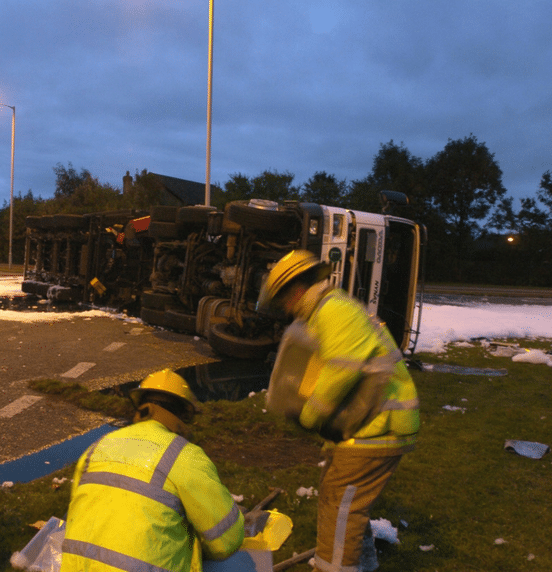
[[328, 349, 403, 375], [203, 502, 241, 542], [314, 554, 358, 572], [313, 485, 359, 572], [78, 471, 185, 515], [78, 435, 189, 516], [333, 485, 356, 569], [150, 435, 189, 488], [63, 538, 171, 572], [349, 435, 416, 447], [380, 397, 420, 411]]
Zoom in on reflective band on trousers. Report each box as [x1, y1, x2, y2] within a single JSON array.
[[315, 485, 360, 572], [63, 538, 172, 572]]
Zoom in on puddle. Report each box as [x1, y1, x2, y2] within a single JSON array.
[[175, 359, 272, 402], [0, 423, 124, 484]]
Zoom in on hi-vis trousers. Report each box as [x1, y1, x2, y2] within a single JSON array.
[[314, 447, 402, 572]]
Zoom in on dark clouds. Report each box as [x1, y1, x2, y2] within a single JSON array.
[[0, 0, 551, 207]]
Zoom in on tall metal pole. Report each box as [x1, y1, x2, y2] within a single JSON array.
[[205, 0, 214, 207], [1, 104, 15, 269]]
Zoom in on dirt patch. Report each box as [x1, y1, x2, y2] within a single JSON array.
[[202, 434, 322, 470]]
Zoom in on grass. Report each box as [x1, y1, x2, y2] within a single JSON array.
[[2, 337, 552, 571]]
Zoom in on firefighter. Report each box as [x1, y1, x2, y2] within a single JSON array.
[[61, 369, 244, 572], [258, 250, 419, 572]]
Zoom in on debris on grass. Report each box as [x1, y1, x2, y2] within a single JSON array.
[[370, 518, 400, 544], [296, 486, 317, 498], [504, 439, 550, 459]]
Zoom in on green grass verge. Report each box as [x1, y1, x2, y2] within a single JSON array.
[[2, 338, 551, 571], [27, 378, 136, 419]]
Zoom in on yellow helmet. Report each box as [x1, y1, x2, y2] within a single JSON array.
[[257, 250, 330, 309], [130, 369, 200, 412]]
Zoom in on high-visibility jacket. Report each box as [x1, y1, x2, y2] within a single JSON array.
[[61, 419, 244, 572], [296, 288, 419, 455]]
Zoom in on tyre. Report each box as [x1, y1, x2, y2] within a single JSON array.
[[208, 320, 276, 359], [34, 215, 56, 230], [150, 205, 178, 222], [164, 309, 197, 333], [25, 216, 42, 229], [141, 290, 179, 310], [226, 203, 298, 235], [53, 214, 88, 230], [21, 280, 37, 294], [176, 206, 217, 225], [140, 306, 166, 327], [148, 221, 179, 239]]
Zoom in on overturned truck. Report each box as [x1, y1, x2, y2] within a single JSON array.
[[23, 196, 425, 359]]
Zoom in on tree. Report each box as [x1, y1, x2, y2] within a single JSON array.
[[120, 170, 164, 210], [0, 190, 45, 263], [251, 170, 299, 202], [214, 170, 300, 208], [425, 135, 507, 278], [53, 163, 92, 198], [345, 141, 425, 217], [301, 171, 347, 206]]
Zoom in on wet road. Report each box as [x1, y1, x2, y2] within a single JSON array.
[[0, 309, 218, 464]]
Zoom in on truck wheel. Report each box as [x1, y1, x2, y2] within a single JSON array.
[[35, 215, 56, 230], [140, 306, 166, 327], [176, 206, 217, 225], [150, 205, 178, 222], [21, 281, 37, 294], [148, 221, 179, 240], [226, 203, 297, 235], [207, 321, 275, 359], [25, 216, 42, 229], [53, 214, 88, 230], [141, 290, 178, 310], [164, 309, 197, 333]]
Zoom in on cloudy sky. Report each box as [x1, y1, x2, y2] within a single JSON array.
[[0, 0, 550, 209]]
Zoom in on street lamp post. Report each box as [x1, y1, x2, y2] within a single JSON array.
[[1, 104, 15, 269], [205, 0, 214, 207]]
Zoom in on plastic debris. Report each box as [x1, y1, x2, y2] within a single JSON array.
[[494, 538, 507, 545], [419, 544, 435, 552], [504, 440, 550, 459], [2, 481, 14, 488], [512, 349, 552, 367], [370, 518, 399, 544], [442, 405, 467, 413], [296, 486, 317, 498]]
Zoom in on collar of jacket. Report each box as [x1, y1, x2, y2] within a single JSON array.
[[133, 403, 190, 438], [292, 281, 334, 320]]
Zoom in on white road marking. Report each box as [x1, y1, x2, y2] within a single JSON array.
[[61, 362, 96, 378], [103, 342, 126, 352], [0, 395, 43, 419]]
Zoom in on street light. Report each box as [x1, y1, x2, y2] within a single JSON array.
[[0, 104, 15, 269], [205, 0, 214, 207]]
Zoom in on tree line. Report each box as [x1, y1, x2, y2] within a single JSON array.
[[1, 134, 551, 286]]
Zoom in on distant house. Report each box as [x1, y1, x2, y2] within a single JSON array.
[[123, 171, 206, 206]]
